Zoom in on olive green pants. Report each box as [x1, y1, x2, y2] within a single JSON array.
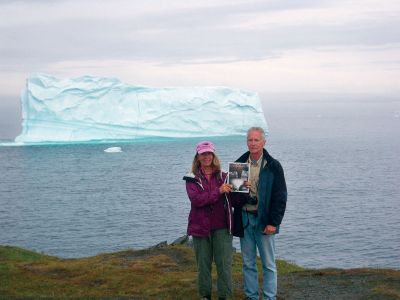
[[193, 229, 233, 298]]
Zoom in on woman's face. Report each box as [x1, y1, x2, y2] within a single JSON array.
[[198, 152, 214, 168]]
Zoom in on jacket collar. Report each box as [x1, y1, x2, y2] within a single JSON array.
[[236, 148, 273, 166]]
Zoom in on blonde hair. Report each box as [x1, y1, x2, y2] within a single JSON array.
[[191, 153, 221, 175]]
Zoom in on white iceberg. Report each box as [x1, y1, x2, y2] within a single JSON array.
[[14, 74, 268, 144], [104, 147, 122, 153]]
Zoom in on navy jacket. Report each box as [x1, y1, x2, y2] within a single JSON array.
[[232, 149, 287, 237]]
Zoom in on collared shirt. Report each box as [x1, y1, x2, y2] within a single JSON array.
[[242, 155, 266, 212]]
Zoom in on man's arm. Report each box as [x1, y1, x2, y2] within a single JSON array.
[[267, 161, 287, 227]]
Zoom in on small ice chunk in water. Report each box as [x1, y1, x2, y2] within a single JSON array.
[[104, 147, 122, 153]]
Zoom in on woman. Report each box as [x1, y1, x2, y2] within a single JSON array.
[[183, 141, 235, 300]]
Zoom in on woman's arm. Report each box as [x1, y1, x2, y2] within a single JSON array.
[[186, 181, 221, 208]]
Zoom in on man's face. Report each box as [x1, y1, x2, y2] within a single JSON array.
[[247, 130, 266, 156]]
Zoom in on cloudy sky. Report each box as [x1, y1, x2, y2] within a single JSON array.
[[1, 0, 399, 138]]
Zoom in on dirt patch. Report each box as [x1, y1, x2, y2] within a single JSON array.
[[22, 264, 76, 279], [278, 269, 400, 300], [118, 247, 192, 264]]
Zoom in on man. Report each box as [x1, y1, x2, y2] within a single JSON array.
[[232, 127, 287, 300]]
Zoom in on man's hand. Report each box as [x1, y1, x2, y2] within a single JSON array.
[[243, 180, 251, 189], [263, 225, 276, 235]]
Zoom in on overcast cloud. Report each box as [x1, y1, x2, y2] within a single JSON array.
[[1, 0, 400, 138]]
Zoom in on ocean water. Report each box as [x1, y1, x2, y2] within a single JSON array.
[[1, 99, 399, 269]]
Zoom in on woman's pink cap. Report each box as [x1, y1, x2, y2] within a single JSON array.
[[196, 141, 215, 154]]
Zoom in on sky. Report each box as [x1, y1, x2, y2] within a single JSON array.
[[1, 0, 400, 139]]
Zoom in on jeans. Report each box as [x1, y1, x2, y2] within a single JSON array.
[[240, 211, 277, 300], [193, 228, 233, 298]]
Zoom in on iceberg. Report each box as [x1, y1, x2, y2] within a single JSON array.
[[104, 147, 122, 153], [14, 74, 268, 144]]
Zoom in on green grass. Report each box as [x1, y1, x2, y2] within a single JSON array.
[[0, 246, 52, 263], [1, 245, 398, 299]]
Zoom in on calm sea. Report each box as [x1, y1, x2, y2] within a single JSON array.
[[1, 99, 399, 269]]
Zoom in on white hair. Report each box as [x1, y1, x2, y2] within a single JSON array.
[[247, 127, 266, 141]]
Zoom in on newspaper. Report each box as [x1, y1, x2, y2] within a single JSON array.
[[227, 162, 250, 193]]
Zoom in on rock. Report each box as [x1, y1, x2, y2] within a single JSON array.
[[171, 235, 189, 246], [149, 241, 168, 249]]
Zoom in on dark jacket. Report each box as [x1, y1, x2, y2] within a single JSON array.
[[184, 170, 242, 237], [232, 149, 287, 237]]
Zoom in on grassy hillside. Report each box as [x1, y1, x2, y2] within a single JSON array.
[[0, 244, 399, 299]]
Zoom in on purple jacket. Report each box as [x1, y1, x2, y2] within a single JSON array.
[[183, 170, 243, 237]]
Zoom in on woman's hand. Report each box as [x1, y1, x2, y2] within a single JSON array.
[[219, 183, 232, 194]]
